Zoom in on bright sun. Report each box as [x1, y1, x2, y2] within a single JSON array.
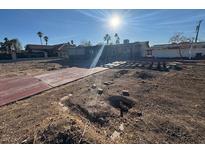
[[109, 15, 121, 28]]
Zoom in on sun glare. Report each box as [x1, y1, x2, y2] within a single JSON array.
[[109, 15, 121, 29]]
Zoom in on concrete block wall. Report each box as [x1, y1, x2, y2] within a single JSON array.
[[61, 41, 149, 63], [151, 48, 205, 58]]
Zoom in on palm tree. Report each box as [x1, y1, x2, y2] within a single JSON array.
[[4, 37, 8, 42], [104, 34, 111, 45], [44, 36, 48, 45], [114, 33, 120, 44], [37, 31, 43, 45]]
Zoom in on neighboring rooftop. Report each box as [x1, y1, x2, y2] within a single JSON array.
[[25, 43, 76, 52]]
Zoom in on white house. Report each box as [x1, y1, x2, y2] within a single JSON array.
[[145, 42, 205, 58]]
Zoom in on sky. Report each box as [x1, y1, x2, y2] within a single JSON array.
[[0, 9, 205, 47]]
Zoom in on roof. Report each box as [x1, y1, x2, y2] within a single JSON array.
[[25, 43, 75, 52], [25, 44, 55, 51]]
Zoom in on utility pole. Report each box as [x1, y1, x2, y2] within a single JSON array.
[[195, 20, 203, 43]]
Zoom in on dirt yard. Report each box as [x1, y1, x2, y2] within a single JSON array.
[[0, 58, 72, 78], [0, 59, 205, 143]]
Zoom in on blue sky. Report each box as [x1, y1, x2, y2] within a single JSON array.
[[0, 9, 205, 47]]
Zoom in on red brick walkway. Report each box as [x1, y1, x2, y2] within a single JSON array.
[[0, 67, 107, 107], [36, 67, 107, 87], [0, 76, 51, 107]]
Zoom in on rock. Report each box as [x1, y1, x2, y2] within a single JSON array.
[[21, 139, 28, 144], [104, 82, 110, 85], [119, 123, 124, 131], [136, 111, 143, 117], [60, 96, 70, 104], [104, 81, 113, 85], [92, 84, 97, 89], [97, 88, 103, 95], [68, 93, 73, 97], [110, 131, 120, 141], [122, 90, 129, 96], [167, 65, 171, 69], [98, 117, 107, 125]]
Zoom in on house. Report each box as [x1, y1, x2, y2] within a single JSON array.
[[145, 42, 205, 59], [25, 43, 75, 58]]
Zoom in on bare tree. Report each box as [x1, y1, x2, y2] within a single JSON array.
[[0, 38, 22, 53], [11, 39, 22, 52], [169, 32, 192, 58], [3, 37, 11, 51]]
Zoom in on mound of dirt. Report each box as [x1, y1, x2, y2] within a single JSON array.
[[136, 71, 154, 80], [27, 120, 88, 144], [63, 97, 117, 125], [114, 70, 129, 78]]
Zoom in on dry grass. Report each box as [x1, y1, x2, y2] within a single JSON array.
[[0, 60, 205, 143]]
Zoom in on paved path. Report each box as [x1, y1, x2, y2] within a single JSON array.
[[0, 77, 51, 107], [0, 67, 107, 107], [36, 67, 107, 87]]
